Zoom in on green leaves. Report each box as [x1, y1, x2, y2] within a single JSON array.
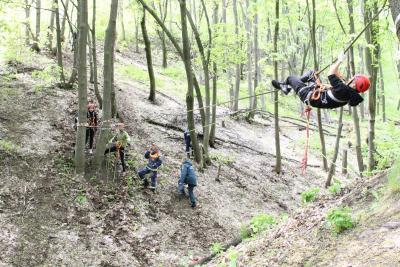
[[301, 187, 320, 203], [326, 206, 355, 234]]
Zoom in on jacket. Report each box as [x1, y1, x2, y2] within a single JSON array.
[[145, 150, 162, 171], [180, 160, 197, 186], [109, 130, 130, 147]]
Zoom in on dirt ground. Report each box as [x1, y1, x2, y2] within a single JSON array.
[[1, 48, 397, 267]]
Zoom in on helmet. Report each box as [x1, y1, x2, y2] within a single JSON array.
[[354, 74, 370, 93]]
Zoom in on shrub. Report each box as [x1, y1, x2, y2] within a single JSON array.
[[328, 180, 342, 195], [210, 242, 223, 255], [301, 187, 320, 203], [250, 213, 276, 235], [326, 206, 355, 234]]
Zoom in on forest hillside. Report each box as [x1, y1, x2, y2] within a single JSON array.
[[1, 0, 400, 266]]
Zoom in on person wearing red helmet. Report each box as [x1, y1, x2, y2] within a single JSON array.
[[271, 52, 370, 109]]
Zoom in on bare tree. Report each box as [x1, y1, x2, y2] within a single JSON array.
[[90, 0, 102, 108], [94, 0, 119, 168], [55, 0, 65, 85], [179, 0, 202, 164], [75, 0, 89, 174], [141, 9, 156, 102], [232, 0, 241, 111], [273, 0, 281, 173]]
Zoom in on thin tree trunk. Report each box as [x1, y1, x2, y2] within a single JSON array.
[[358, 44, 366, 120], [326, 107, 344, 187], [379, 60, 386, 122], [88, 33, 94, 83], [94, 0, 119, 169], [48, 3, 56, 51], [133, 8, 140, 53], [347, 0, 364, 176], [232, 0, 241, 112], [179, 0, 202, 164], [364, 0, 379, 173], [141, 9, 156, 102], [137, 0, 206, 127], [308, 0, 328, 171], [36, 0, 41, 42], [209, 2, 218, 147], [273, 0, 281, 173], [242, 0, 252, 110], [61, 0, 70, 41], [55, 0, 65, 85], [119, 0, 126, 41], [389, 0, 400, 41], [75, 0, 88, 174], [252, 2, 259, 115], [91, 0, 102, 108], [25, 0, 31, 45]]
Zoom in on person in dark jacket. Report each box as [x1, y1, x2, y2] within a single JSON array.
[[138, 144, 163, 189], [86, 103, 98, 154], [178, 159, 197, 208], [271, 53, 370, 109], [184, 129, 192, 158]]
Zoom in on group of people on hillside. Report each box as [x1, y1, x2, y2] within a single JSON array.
[[74, 105, 197, 208]]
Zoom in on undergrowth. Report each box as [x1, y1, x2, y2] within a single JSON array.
[[301, 187, 320, 203], [326, 206, 355, 234]]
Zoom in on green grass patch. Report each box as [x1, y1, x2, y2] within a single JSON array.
[[388, 160, 400, 194], [0, 139, 19, 153], [301, 187, 320, 203]]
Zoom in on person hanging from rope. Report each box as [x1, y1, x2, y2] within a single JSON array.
[[178, 159, 198, 208], [271, 52, 370, 109], [86, 103, 98, 154], [183, 129, 192, 159], [138, 143, 163, 190], [104, 122, 130, 172]]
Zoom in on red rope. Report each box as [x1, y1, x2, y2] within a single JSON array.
[[301, 106, 312, 174]]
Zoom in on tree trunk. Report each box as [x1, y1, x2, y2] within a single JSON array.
[[242, 0, 252, 110], [137, 0, 206, 127], [325, 107, 344, 187], [179, 0, 202, 164], [232, 0, 241, 112], [358, 45, 366, 120], [61, 0, 70, 41], [55, 0, 65, 85], [25, 0, 31, 45], [209, 2, 218, 147], [252, 2, 259, 115], [389, 0, 400, 41], [134, 8, 140, 53], [91, 0, 102, 108], [156, 0, 168, 68], [94, 0, 119, 169], [379, 59, 386, 122], [48, 3, 56, 51], [36, 0, 41, 42], [347, 0, 364, 176], [141, 9, 156, 102], [364, 0, 379, 173], [74, 0, 89, 174], [308, 0, 328, 171], [88, 33, 94, 83], [119, 0, 126, 41], [273, 0, 281, 173]]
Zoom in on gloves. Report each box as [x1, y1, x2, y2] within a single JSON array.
[[337, 52, 346, 63]]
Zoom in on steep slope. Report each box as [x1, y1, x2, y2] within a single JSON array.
[[206, 173, 400, 266]]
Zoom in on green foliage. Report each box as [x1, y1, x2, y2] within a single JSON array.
[[210, 152, 235, 165], [326, 206, 355, 234], [301, 187, 320, 203], [328, 180, 342, 195], [75, 189, 87, 205], [54, 156, 74, 174], [250, 213, 276, 235], [0, 140, 19, 153], [210, 242, 223, 255], [387, 160, 400, 194], [32, 65, 61, 92], [161, 65, 185, 80]]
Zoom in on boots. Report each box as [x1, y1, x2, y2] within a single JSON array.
[[271, 80, 291, 95]]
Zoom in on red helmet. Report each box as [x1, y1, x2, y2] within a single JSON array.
[[354, 74, 370, 93]]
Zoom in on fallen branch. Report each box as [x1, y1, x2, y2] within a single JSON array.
[[144, 117, 320, 168]]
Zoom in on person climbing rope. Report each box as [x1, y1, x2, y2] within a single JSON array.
[[104, 122, 130, 172], [271, 53, 370, 109], [86, 103, 98, 154], [178, 159, 198, 208], [138, 143, 163, 190], [184, 129, 192, 159]]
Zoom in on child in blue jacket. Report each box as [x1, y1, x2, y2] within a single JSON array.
[[178, 159, 197, 208], [138, 144, 162, 189]]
